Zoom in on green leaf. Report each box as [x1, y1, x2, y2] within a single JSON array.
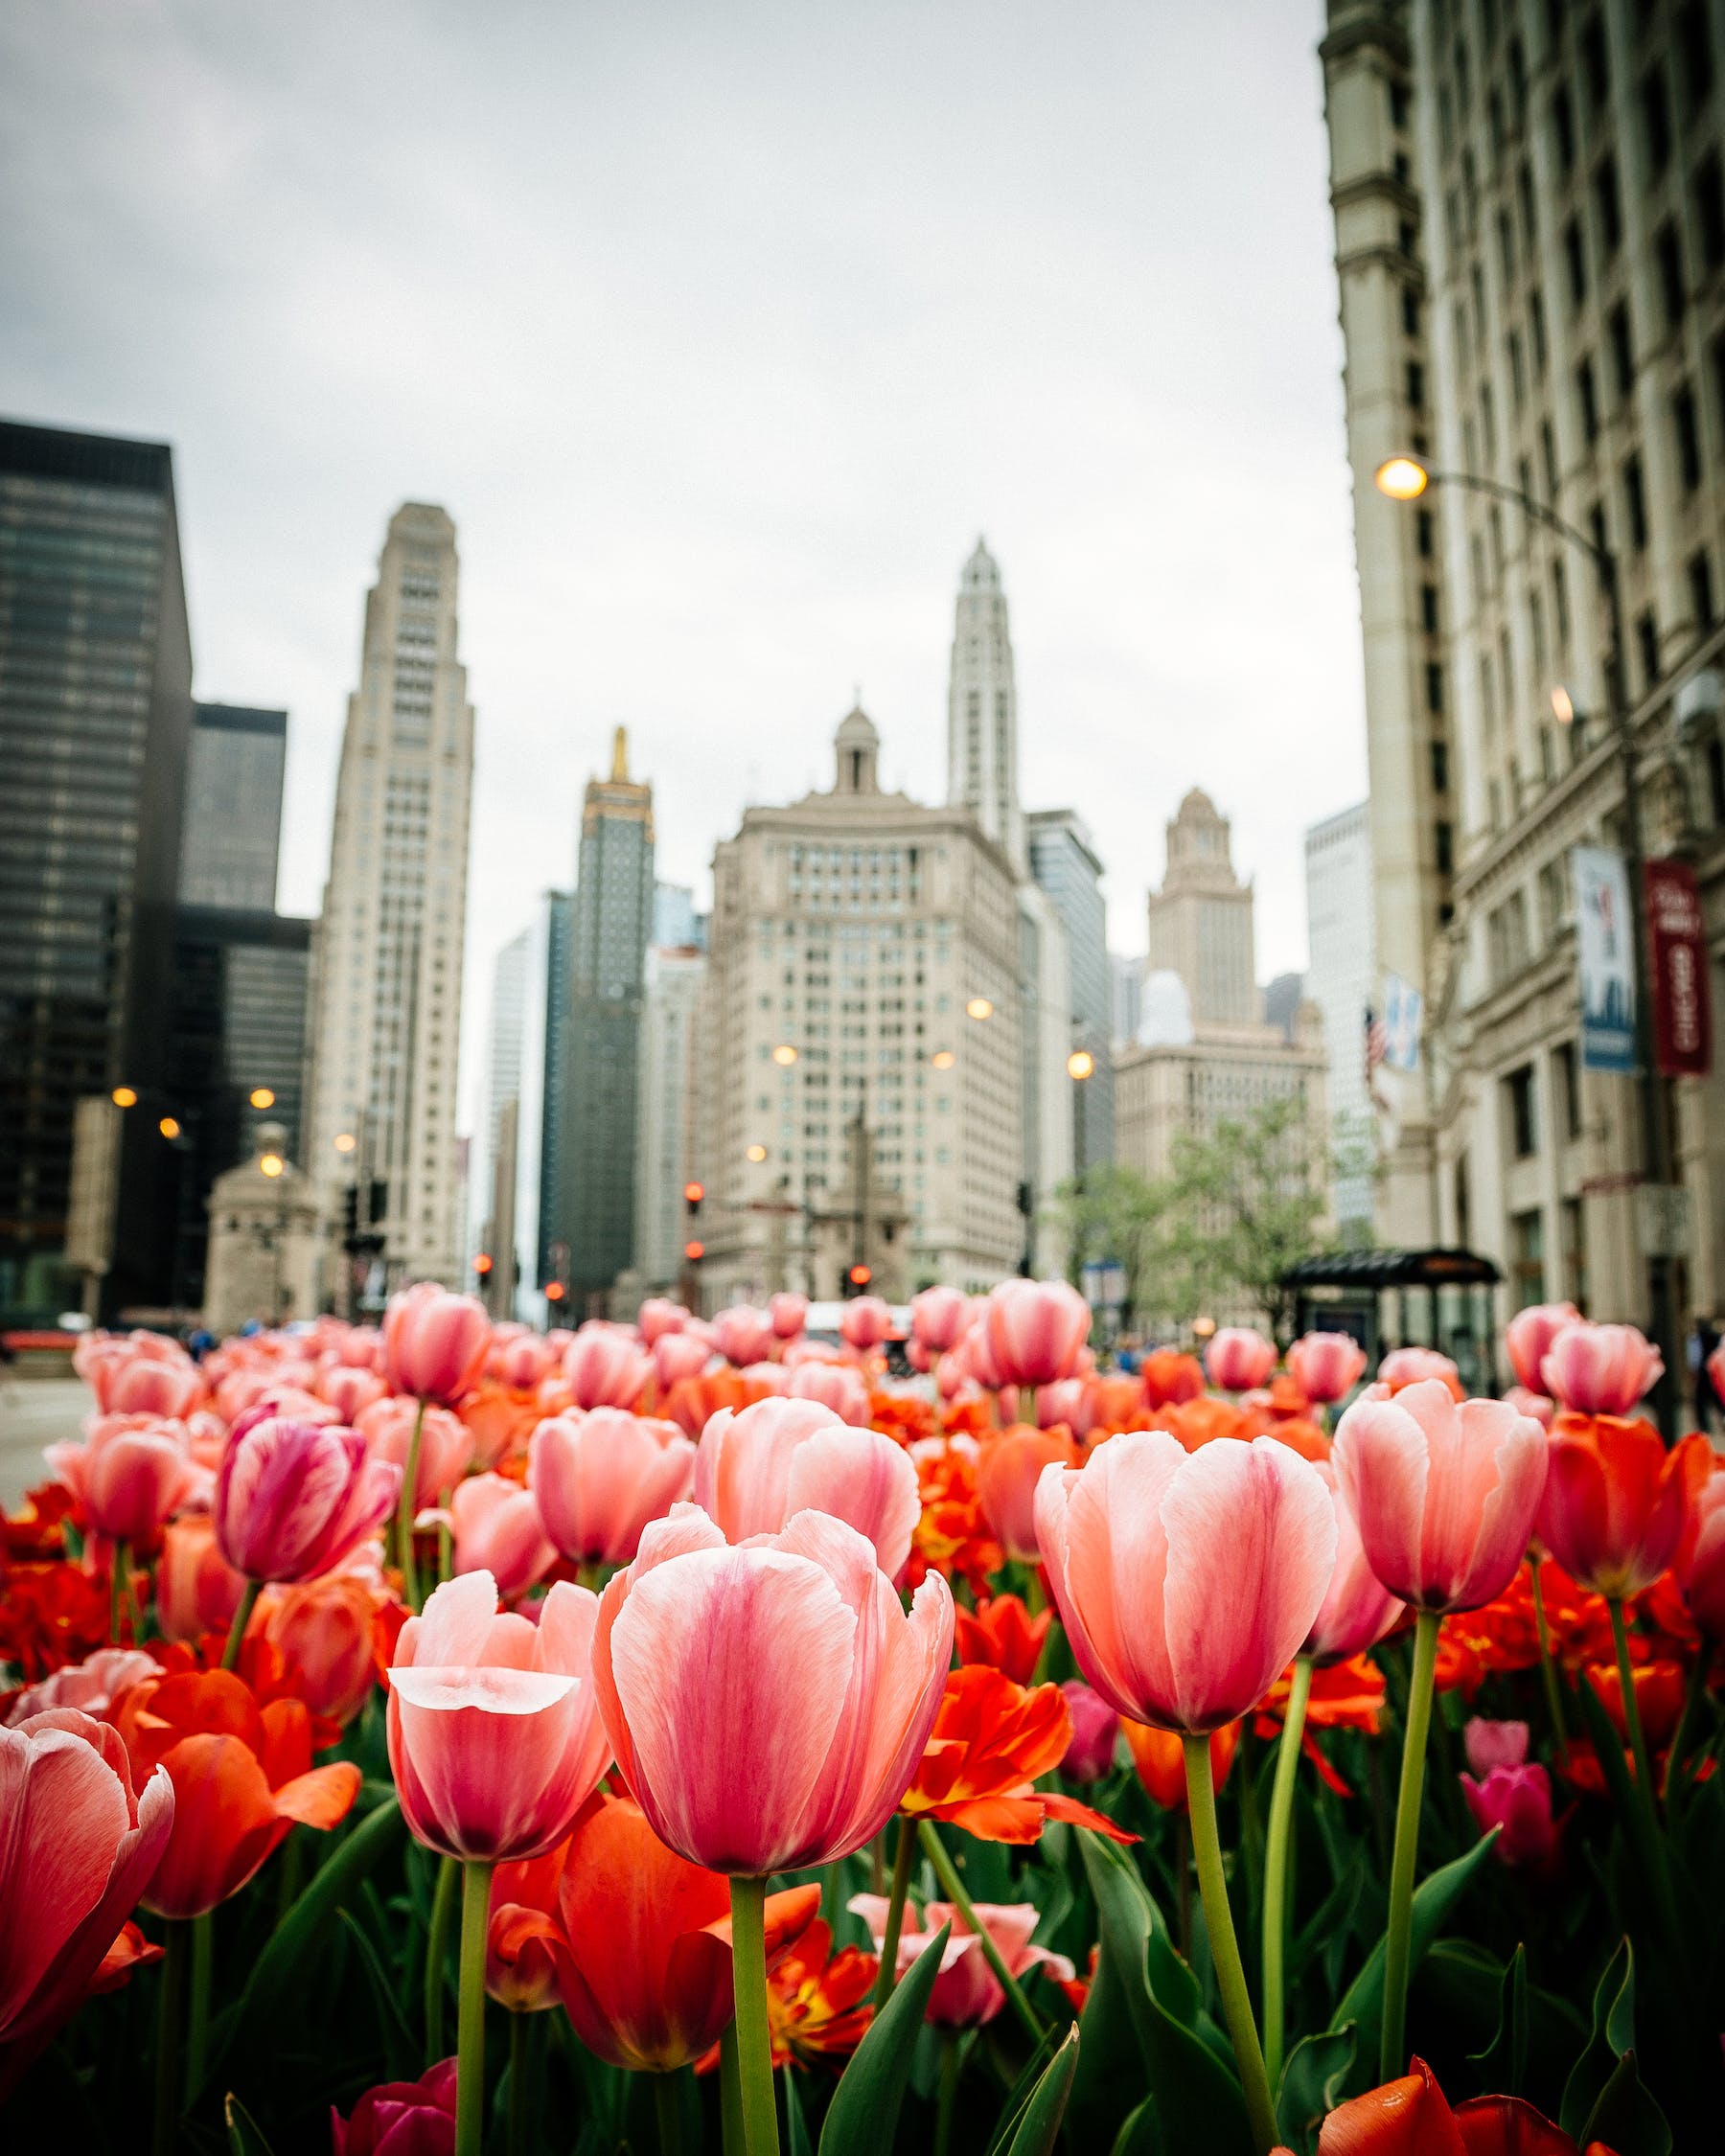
[[337, 1908, 419, 2082], [224, 2094, 278, 2155], [1575, 1677, 1643, 1826], [201, 1797, 405, 2099], [1108, 2099, 1161, 2156], [818, 1921, 951, 2156], [1557, 1938, 1669, 2154], [1276, 2024, 1356, 2153], [1328, 1825, 1501, 2080], [1576, 2051, 1673, 2156], [1004, 2028, 1081, 2156], [984, 2027, 1059, 2156], [784, 2062, 814, 2156], [1467, 1942, 1529, 2098], [1068, 1834, 1158, 2146]]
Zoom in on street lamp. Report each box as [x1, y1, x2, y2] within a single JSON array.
[[112, 1086, 137, 1109], [1375, 449, 1680, 1437], [250, 1087, 275, 1110], [334, 1132, 357, 1154], [1067, 1049, 1095, 1081], [771, 1044, 798, 1067], [931, 1048, 955, 1070], [965, 997, 994, 1021], [746, 1144, 768, 1163]]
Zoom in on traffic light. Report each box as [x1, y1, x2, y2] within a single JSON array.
[[683, 1181, 704, 1215], [683, 1239, 704, 1262], [472, 1252, 494, 1278], [341, 1184, 359, 1251], [845, 1263, 872, 1296]]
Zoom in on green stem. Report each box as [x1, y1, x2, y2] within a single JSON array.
[[1606, 1597, 1682, 1952], [719, 2023, 745, 2156], [1184, 1733, 1277, 2156], [152, 1919, 189, 2156], [1530, 1556, 1569, 1746], [110, 1545, 125, 1647], [185, 1910, 213, 2103], [871, 1817, 917, 2009], [1024, 1568, 1046, 1617], [1381, 1608, 1439, 2083], [426, 1852, 459, 2064], [438, 1512, 454, 1588], [1666, 1640, 1714, 1804], [656, 2069, 684, 2156], [220, 1577, 262, 1672], [728, 1876, 780, 2156], [455, 1860, 494, 2156], [398, 1398, 427, 1612], [917, 1821, 1045, 2045], [935, 2029, 960, 2156], [1261, 1655, 1313, 2091], [507, 2009, 530, 2156], [1174, 1811, 1192, 1961]]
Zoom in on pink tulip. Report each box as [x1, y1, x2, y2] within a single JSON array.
[[1460, 1763, 1559, 1871], [1540, 1320, 1664, 1415], [848, 1898, 1072, 2029], [981, 1280, 1089, 1388], [1505, 1385, 1555, 1429], [1034, 1379, 1088, 1433], [1331, 1379, 1547, 1613], [334, 1324, 385, 1370], [711, 1306, 777, 1367], [1058, 1683, 1120, 1783], [332, 2059, 458, 2156], [4, 1649, 159, 1727], [769, 1293, 809, 1340], [1204, 1328, 1278, 1394], [1505, 1302, 1581, 1396], [592, 1507, 953, 1874], [786, 1361, 872, 1427], [1285, 1332, 1368, 1406], [637, 1297, 687, 1346], [492, 1334, 554, 1391], [783, 1337, 842, 1367], [214, 1411, 401, 1584], [564, 1327, 651, 1411], [1035, 1430, 1335, 1732], [383, 1284, 492, 1406], [741, 1362, 791, 1395], [262, 1573, 380, 1726], [105, 1355, 204, 1421], [910, 1285, 973, 1355], [1377, 1346, 1462, 1395], [1676, 1456, 1725, 1639], [154, 1516, 247, 1643], [1463, 1718, 1529, 1776], [356, 1396, 472, 1510], [1304, 1463, 1405, 1664], [654, 1331, 712, 1390], [388, 1571, 610, 1862], [316, 1364, 389, 1422], [694, 1396, 921, 1578], [839, 1296, 894, 1352], [45, 1415, 203, 1547], [0, 1709, 174, 2096], [528, 1410, 697, 1568], [449, 1474, 557, 1598]]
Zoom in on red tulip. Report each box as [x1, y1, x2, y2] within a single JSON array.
[[1537, 1414, 1710, 1598], [1121, 1717, 1240, 1811], [1141, 1349, 1205, 1409], [976, 1426, 1080, 1565], [564, 1326, 651, 1411], [112, 1669, 357, 1917], [953, 1593, 1050, 1686], [1540, 1320, 1664, 1416], [592, 1508, 953, 1875], [261, 1571, 380, 1725], [839, 1295, 894, 1352], [910, 1286, 973, 1355], [1317, 2055, 1584, 2155], [897, 1664, 1132, 1844], [711, 1305, 778, 1367], [528, 1410, 696, 1567], [448, 1473, 557, 1598], [637, 1297, 688, 1346], [1505, 1301, 1581, 1396], [1460, 1764, 1559, 1872], [1332, 1381, 1547, 1614], [769, 1292, 809, 1340], [981, 1280, 1089, 1388], [383, 1284, 492, 1406], [1675, 1451, 1725, 1638], [486, 1836, 572, 2013], [1304, 1462, 1404, 1664], [1036, 1430, 1335, 1732], [0, 1709, 174, 2096], [387, 1572, 610, 1863], [1204, 1327, 1277, 1393], [1058, 1682, 1120, 1783], [214, 1412, 400, 1584], [332, 2059, 458, 2155], [1285, 1332, 1368, 1406], [155, 1515, 246, 1642], [694, 1395, 920, 1577], [45, 1414, 202, 1547], [786, 1360, 872, 1426], [356, 1397, 472, 1509]]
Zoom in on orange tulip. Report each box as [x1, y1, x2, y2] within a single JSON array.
[[1141, 1350, 1205, 1410], [953, 1593, 1050, 1686], [1315, 2053, 1593, 2153], [1154, 1396, 1251, 1452], [111, 1668, 358, 1917], [458, 1382, 543, 1470], [1538, 1414, 1711, 1600], [899, 1665, 1135, 1844], [488, 1832, 576, 2013], [1121, 1716, 1239, 1811], [261, 1571, 380, 1727], [975, 1426, 1080, 1564]]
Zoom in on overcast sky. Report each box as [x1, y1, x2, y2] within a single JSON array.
[[2, 0, 1366, 1133]]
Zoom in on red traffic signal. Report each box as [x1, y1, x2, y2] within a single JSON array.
[[848, 1264, 872, 1286], [543, 1280, 565, 1302], [684, 1239, 705, 1261], [472, 1253, 494, 1276], [683, 1181, 704, 1214]]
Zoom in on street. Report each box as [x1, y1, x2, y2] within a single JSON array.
[[0, 1378, 86, 1511]]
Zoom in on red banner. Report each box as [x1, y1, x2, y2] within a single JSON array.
[[1644, 859, 1713, 1077]]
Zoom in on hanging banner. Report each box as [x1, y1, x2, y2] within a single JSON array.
[[1573, 845, 1636, 1072], [1381, 973, 1422, 1071], [1644, 858, 1714, 1077]]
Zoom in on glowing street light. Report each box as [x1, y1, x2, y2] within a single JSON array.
[[965, 997, 994, 1021], [931, 1048, 955, 1070], [1551, 683, 1576, 725], [334, 1132, 357, 1154], [771, 1044, 798, 1067], [250, 1087, 276, 1110], [746, 1143, 768, 1162], [1067, 1049, 1095, 1080], [1374, 454, 1431, 500], [158, 1116, 181, 1139], [112, 1087, 137, 1109], [260, 1153, 286, 1179]]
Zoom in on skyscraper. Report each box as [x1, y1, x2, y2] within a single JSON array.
[[178, 703, 287, 909], [946, 539, 1025, 874], [307, 504, 473, 1292], [1145, 791, 1258, 1026], [1028, 808, 1114, 1171], [0, 419, 194, 1321], [1304, 802, 1375, 1243], [564, 728, 655, 1307], [635, 942, 707, 1295]]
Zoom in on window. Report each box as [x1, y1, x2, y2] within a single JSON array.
[[1561, 1197, 1588, 1307], [1508, 329, 1526, 404], [1595, 154, 1622, 253], [1554, 1041, 1582, 1140], [1417, 508, 1435, 559], [1519, 161, 1537, 246], [1431, 739, 1450, 791], [1565, 218, 1588, 306], [1657, 220, 1686, 324], [1552, 85, 1576, 174], [1530, 287, 1548, 371], [1644, 65, 1673, 175], [1679, 1, 1715, 115], [1690, 546, 1715, 629], [1511, 1208, 1547, 1305], [1608, 302, 1634, 396], [1498, 209, 1516, 280], [1576, 356, 1598, 441], [1542, 417, 1559, 495], [1637, 608, 1660, 687], [1435, 820, 1454, 875], [1623, 453, 1647, 549], [1581, 14, 1610, 112], [1402, 286, 1421, 335], [1674, 380, 1702, 489], [1506, 1065, 1538, 1158], [1426, 662, 1445, 714], [1406, 360, 1425, 409], [1421, 583, 1440, 633], [1695, 152, 1725, 269], [1390, 79, 1410, 130]]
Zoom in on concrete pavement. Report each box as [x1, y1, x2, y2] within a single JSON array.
[[0, 1378, 89, 1510]]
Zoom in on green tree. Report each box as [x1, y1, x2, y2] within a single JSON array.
[[1050, 1162, 1168, 1335]]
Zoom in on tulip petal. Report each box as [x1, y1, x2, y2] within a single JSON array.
[[0, 1725, 131, 2030], [272, 1761, 360, 1831], [784, 1428, 921, 1579], [1039, 1431, 1184, 1723], [1334, 1394, 1430, 1605], [402, 1567, 500, 1670]]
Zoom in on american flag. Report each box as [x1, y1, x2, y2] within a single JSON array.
[[1364, 1003, 1388, 1082]]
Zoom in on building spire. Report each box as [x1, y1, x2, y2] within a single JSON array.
[[946, 538, 1024, 873], [610, 725, 630, 782]]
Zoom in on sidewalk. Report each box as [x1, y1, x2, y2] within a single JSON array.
[[0, 1378, 88, 1509]]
